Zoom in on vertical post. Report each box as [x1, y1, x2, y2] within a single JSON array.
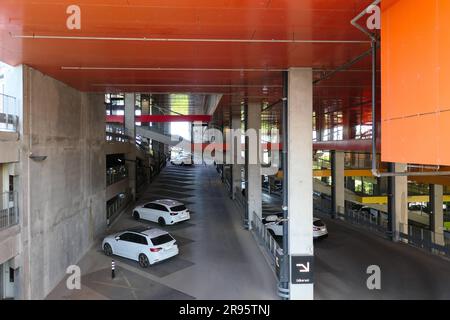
[[280, 71, 289, 296], [246, 102, 262, 229], [229, 105, 233, 197], [124, 93, 136, 200], [288, 68, 314, 300], [430, 184, 445, 248], [331, 150, 345, 218], [244, 102, 249, 228], [388, 163, 408, 242], [111, 260, 115, 279], [190, 122, 194, 165], [231, 113, 242, 199]]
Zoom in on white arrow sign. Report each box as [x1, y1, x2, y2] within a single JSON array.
[[296, 263, 310, 273]]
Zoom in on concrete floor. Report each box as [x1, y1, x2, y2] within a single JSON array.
[[314, 215, 450, 300], [263, 193, 450, 300], [47, 164, 450, 300], [47, 165, 279, 300]]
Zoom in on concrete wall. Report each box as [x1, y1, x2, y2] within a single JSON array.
[[19, 66, 106, 299]]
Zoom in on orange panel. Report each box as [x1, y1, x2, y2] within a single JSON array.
[[381, 0, 450, 165]]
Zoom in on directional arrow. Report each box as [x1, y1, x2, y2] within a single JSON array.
[[296, 263, 310, 273]]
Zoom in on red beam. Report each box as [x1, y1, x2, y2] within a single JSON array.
[[106, 115, 212, 123], [313, 140, 380, 153], [190, 140, 380, 153]]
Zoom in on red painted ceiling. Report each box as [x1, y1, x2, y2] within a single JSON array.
[[0, 0, 377, 123]]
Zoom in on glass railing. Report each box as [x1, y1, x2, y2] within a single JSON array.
[[106, 192, 130, 226], [0, 93, 18, 132], [106, 124, 130, 143], [0, 191, 19, 231], [106, 165, 128, 186]]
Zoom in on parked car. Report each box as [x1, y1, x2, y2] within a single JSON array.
[[170, 154, 192, 166], [102, 228, 179, 268], [263, 214, 328, 240], [133, 199, 190, 226], [353, 205, 380, 218]]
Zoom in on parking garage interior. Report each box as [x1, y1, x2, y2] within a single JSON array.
[[0, 0, 450, 301]]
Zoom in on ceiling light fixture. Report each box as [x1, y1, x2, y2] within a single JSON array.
[[12, 34, 370, 44], [62, 66, 287, 72], [91, 84, 282, 88]]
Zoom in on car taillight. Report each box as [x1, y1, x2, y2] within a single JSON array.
[[150, 248, 162, 252]]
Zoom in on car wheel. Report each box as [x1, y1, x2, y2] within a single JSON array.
[[158, 217, 166, 226], [133, 211, 140, 220], [138, 254, 150, 268], [104, 243, 113, 256]]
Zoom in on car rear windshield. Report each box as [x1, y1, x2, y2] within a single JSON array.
[[171, 205, 186, 212], [313, 220, 325, 227], [151, 234, 174, 246]]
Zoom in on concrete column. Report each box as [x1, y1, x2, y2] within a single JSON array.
[[430, 184, 445, 246], [331, 150, 345, 217], [124, 93, 136, 200], [247, 102, 262, 226], [231, 114, 243, 199], [287, 68, 314, 300], [388, 163, 408, 242], [141, 94, 151, 127], [124, 93, 135, 139]]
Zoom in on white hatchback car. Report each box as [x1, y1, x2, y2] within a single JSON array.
[[263, 215, 328, 240], [102, 228, 179, 268], [133, 199, 190, 226]]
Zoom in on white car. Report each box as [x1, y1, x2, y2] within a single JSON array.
[[263, 215, 328, 240], [133, 199, 190, 226], [170, 155, 192, 166], [102, 228, 179, 268]]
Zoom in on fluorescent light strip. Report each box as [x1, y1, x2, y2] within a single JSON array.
[[62, 66, 287, 72], [92, 84, 282, 88], [12, 34, 370, 44], [63, 66, 377, 73]]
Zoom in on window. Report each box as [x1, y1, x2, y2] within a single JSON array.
[[313, 220, 325, 227], [155, 204, 169, 212], [133, 234, 148, 245], [9, 175, 13, 192], [9, 268, 14, 283], [9, 175, 14, 201], [171, 205, 186, 212], [144, 203, 156, 210], [119, 233, 133, 242], [151, 234, 174, 246]]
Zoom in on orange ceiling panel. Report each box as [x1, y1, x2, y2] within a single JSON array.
[[0, 0, 373, 95]]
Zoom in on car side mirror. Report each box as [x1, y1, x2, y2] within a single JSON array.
[[115, 236, 120, 241]]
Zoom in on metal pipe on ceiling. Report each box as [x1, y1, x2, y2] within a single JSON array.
[[280, 70, 289, 300], [313, 45, 379, 85], [92, 84, 282, 88], [62, 66, 288, 72], [12, 34, 370, 44], [351, 0, 381, 41]]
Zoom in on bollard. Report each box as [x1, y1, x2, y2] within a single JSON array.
[[111, 260, 115, 279]]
